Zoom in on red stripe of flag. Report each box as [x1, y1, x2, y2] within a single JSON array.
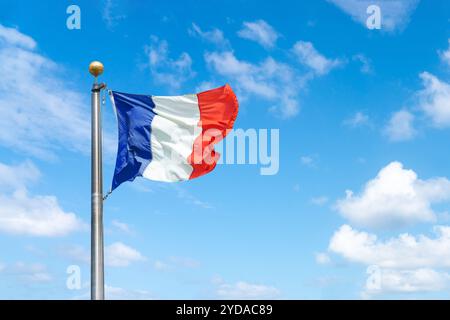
[[188, 84, 239, 179]]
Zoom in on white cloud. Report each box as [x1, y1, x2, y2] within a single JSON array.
[[315, 252, 331, 265], [111, 219, 133, 234], [292, 41, 342, 75], [353, 54, 373, 74], [144, 36, 195, 90], [128, 179, 154, 193], [195, 81, 219, 93], [0, 23, 115, 159], [130, 181, 213, 210], [327, 0, 420, 32], [329, 224, 450, 268], [105, 242, 145, 267], [205, 51, 275, 98], [173, 185, 213, 209], [153, 260, 170, 271], [301, 156, 313, 165], [106, 285, 153, 300], [0, 190, 84, 237], [8, 262, 52, 283], [169, 256, 200, 269], [335, 162, 450, 229], [58, 244, 90, 264], [237, 20, 279, 49], [102, 0, 126, 29], [311, 196, 329, 206], [384, 110, 416, 141], [364, 268, 450, 296], [0, 24, 36, 49], [439, 39, 450, 67], [329, 224, 450, 296], [0, 161, 84, 237], [0, 161, 40, 190], [205, 50, 301, 118], [74, 284, 153, 300], [204, 37, 341, 118], [300, 155, 316, 167], [188, 23, 229, 48], [417, 72, 450, 128], [344, 111, 370, 128], [328, 156, 450, 297], [216, 280, 280, 299], [153, 256, 200, 271]]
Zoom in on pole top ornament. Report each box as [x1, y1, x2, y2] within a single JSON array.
[[89, 61, 104, 77]]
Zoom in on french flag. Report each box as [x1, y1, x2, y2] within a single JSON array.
[[109, 84, 239, 191]]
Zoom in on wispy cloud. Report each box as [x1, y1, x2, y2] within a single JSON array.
[[195, 25, 342, 119], [311, 196, 329, 206], [315, 252, 331, 265], [153, 256, 200, 271], [300, 155, 317, 167], [73, 284, 154, 300], [439, 39, 450, 67], [344, 111, 371, 128], [0, 161, 85, 237], [195, 81, 220, 93], [144, 36, 195, 90], [0, 160, 40, 190], [327, 0, 420, 32], [237, 20, 279, 49], [173, 185, 213, 209], [105, 285, 153, 300], [188, 23, 230, 49], [111, 219, 133, 235], [205, 51, 302, 118], [383, 51, 450, 141], [4, 262, 53, 283], [58, 244, 90, 264], [102, 0, 126, 30], [105, 242, 146, 267], [353, 54, 374, 74], [292, 41, 343, 75], [363, 268, 450, 297], [417, 72, 450, 128], [384, 110, 416, 141], [123, 179, 212, 210], [0, 23, 115, 160], [214, 277, 280, 299], [0, 24, 36, 49]]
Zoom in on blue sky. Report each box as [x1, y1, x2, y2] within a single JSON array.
[[0, 0, 450, 299]]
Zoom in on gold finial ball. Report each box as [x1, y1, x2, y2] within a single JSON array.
[[89, 61, 104, 77]]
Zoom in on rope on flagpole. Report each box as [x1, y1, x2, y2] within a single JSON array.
[[103, 189, 112, 201], [99, 84, 113, 202]]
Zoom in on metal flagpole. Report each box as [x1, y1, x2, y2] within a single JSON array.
[[89, 61, 106, 300]]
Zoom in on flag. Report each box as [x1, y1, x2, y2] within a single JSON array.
[[109, 84, 239, 191]]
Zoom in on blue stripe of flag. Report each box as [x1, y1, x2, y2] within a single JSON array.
[[111, 91, 156, 191]]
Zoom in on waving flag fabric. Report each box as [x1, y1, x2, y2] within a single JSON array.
[[109, 84, 239, 191]]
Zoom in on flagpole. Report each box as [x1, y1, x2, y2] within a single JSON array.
[[89, 61, 105, 300]]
